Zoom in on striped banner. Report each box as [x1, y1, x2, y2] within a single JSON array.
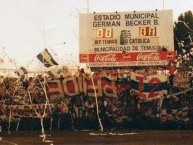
[[130, 72, 169, 100]]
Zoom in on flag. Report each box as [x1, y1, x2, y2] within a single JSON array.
[[15, 67, 29, 90], [37, 49, 58, 67], [130, 72, 169, 100], [15, 67, 28, 77]]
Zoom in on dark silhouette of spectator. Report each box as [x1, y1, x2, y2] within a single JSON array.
[[37, 90, 46, 104], [22, 80, 29, 90], [99, 98, 109, 130], [131, 93, 140, 130], [161, 47, 168, 52], [152, 100, 158, 121], [59, 75, 64, 81], [52, 104, 60, 130], [166, 60, 177, 91], [158, 46, 168, 52], [85, 100, 94, 118]]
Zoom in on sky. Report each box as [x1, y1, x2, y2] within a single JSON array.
[[0, 0, 192, 71]]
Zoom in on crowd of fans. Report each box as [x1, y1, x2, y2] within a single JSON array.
[[0, 61, 192, 132]]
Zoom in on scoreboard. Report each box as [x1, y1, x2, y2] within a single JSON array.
[[79, 10, 175, 67]]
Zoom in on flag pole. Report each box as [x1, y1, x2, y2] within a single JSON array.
[[38, 27, 53, 138], [2, 47, 20, 134], [86, 0, 103, 132]]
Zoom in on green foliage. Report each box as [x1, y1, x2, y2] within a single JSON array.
[[174, 10, 193, 54]]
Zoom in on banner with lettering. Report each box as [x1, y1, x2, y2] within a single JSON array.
[[46, 80, 64, 101], [47, 76, 129, 99], [9, 104, 54, 118], [130, 72, 169, 100], [79, 10, 174, 66]]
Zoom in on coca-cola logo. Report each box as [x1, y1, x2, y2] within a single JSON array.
[[122, 54, 131, 61], [94, 54, 117, 62], [137, 53, 160, 61]]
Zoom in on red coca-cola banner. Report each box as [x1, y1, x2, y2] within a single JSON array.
[[79, 51, 176, 66]]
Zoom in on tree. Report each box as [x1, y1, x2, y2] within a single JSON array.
[[174, 10, 193, 54]]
